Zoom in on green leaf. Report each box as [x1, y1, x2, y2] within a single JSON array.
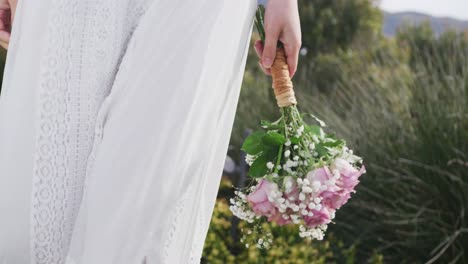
[[315, 144, 328, 157], [241, 131, 266, 155], [322, 139, 345, 148], [248, 154, 270, 178], [290, 136, 301, 144], [306, 125, 322, 135], [263, 145, 279, 160], [260, 120, 283, 130], [302, 113, 327, 127], [299, 150, 312, 158], [262, 132, 286, 146]]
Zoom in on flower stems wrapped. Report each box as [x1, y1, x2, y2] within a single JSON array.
[[229, 7, 366, 249]]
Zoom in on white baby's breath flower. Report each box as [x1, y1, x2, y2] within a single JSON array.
[[266, 162, 274, 169], [284, 150, 291, 158], [286, 160, 295, 167], [312, 181, 321, 190], [245, 154, 256, 166], [302, 186, 313, 193], [299, 193, 305, 201], [312, 135, 319, 143]]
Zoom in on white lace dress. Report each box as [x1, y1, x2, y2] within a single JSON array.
[[0, 0, 257, 263]]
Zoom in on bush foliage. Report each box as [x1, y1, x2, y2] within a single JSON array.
[[224, 1, 468, 263]]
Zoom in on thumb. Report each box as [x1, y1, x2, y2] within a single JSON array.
[[261, 30, 279, 69]]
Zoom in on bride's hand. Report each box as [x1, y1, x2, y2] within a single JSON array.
[[254, 0, 301, 77], [0, 0, 17, 50]]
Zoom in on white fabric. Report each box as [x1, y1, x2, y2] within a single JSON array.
[[0, 0, 256, 263]]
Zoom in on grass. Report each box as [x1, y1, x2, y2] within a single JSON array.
[[227, 32, 468, 263]]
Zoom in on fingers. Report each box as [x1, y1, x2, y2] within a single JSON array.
[[261, 27, 279, 69], [0, 30, 9, 49], [257, 61, 271, 75], [254, 40, 271, 75], [0, 40, 8, 49], [0, 9, 10, 31], [254, 40, 263, 58], [283, 40, 301, 78], [0, 3, 12, 50]]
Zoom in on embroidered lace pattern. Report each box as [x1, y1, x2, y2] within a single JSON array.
[[161, 185, 194, 263], [30, 1, 149, 263], [188, 201, 207, 264]]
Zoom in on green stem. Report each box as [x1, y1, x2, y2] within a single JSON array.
[[255, 6, 266, 42], [273, 108, 286, 174]]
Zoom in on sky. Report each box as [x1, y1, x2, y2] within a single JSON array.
[[380, 0, 468, 20]]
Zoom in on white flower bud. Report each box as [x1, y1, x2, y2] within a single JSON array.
[[312, 181, 321, 190], [299, 193, 306, 201], [266, 162, 274, 169]]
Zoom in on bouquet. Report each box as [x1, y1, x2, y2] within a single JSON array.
[[229, 7, 366, 249]]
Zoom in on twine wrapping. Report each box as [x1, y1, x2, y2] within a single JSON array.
[[271, 48, 297, 108]]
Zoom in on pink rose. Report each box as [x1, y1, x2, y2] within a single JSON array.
[[247, 179, 278, 217], [332, 158, 366, 192], [303, 206, 333, 228], [306, 166, 333, 185], [320, 190, 351, 210], [268, 209, 292, 226]]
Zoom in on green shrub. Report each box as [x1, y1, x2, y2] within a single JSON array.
[[202, 192, 383, 263], [228, 22, 467, 262], [296, 31, 468, 263]]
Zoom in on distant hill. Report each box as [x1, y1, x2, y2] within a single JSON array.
[[383, 11, 468, 36]]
